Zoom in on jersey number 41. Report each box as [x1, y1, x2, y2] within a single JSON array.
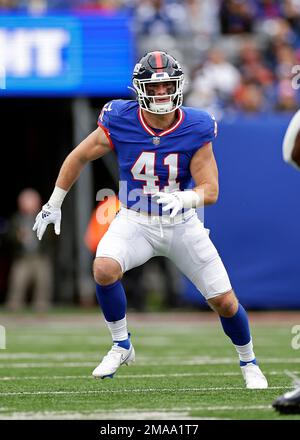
[[131, 151, 180, 194]]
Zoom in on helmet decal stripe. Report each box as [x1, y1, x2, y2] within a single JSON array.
[[154, 51, 164, 73]]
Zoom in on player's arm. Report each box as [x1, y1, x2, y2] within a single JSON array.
[[33, 127, 111, 240], [153, 142, 218, 218], [55, 127, 111, 191], [190, 142, 219, 205]]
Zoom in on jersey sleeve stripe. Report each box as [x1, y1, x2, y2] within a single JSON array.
[[97, 122, 115, 150]]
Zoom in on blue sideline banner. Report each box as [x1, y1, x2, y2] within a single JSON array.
[[183, 114, 300, 309], [0, 12, 134, 96]]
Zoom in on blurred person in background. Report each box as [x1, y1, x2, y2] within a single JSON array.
[[220, 0, 255, 34], [233, 80, 268, 112], [283, 0, 300, 35], [75, 0, 125, 12], [0, 0, 17, 9], [134, 0, 190, 37], [254, 0, 283, 19], [238, 39, 274, 87], [185, 47, 241, 117], [5, 188, 54, 313], [134, 0, 191, 71], [232, 38, 275, 111]]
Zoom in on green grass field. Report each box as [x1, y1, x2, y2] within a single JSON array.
[[0, 309, 300, 420]]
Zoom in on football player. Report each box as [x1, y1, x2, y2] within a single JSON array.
[[273, 372, 300, 414], [272, 111, 300, 413], [283, 108, 300, 170], [33, 51, 268, 388]]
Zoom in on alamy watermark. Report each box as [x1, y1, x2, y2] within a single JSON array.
[[291, 325, 300, 350], [291, 65, 300, 90], [95, 182, 205, 225], [0, 325, 6, 349]]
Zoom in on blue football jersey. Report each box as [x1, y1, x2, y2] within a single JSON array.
[[98, 100, 217, 215]]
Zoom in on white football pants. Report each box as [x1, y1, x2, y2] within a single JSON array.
[[96, 207, 232, 300]]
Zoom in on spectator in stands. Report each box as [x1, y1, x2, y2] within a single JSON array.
[[233, 80, 268, 112], [5, 188, 54, 312], [0, 0, 17, 9], [185, 47, 241, 117], [220, 0, 256, 34], [134, 0, 190, 37], [282, 0, 300, 34], [254, 0, 283, 19], [185, 0, 220, 38], [275, 77, 299, 110], [75, 0, 125, 12], [238, 39, 274, 87], [134, 0, 191, 75]]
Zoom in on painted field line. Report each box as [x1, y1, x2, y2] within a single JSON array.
[[0, 405, 272, 413], [0, 362, 96, 368], [0, 411, 225, 420], [0, 370, 298, 381], [0, 386, 287, 397], [1, 353, 300, 362], [1, 357, 300, 368], [0, 352, 99, 360], [0, 405, 273, 420], [11, 336, 170, 346]]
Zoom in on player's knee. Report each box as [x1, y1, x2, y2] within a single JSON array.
[[93, 257, 123, 286], [207, 289, 238, 317]]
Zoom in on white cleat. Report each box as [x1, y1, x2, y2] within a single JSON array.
[[241, 363, 268, 389], [92, 343, 135, 379]]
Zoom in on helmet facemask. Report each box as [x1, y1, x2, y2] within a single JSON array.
[[133, 76, 184, 114]]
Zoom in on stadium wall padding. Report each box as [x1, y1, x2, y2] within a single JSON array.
[[182, 114, 300, 309]]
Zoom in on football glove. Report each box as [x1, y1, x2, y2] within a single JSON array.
[[153, 190, 202, 218], [33, 203, 61, 240]]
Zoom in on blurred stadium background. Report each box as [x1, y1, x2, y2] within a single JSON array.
[[0, 0, 300, 421]]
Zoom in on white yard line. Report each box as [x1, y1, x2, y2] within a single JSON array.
[[0, 371, 298, 381], [0, 352, 99, 360], [0, 362, 96, 368], [0, 405, 275, 420], [0, 411, 226, 420], [0, 386, 286, 397], [0, 356, 300, 368], [10, 336, 171, 346], [0, 405, 272, 413]]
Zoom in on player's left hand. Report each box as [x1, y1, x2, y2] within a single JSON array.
[[152, 191, 184, 218]]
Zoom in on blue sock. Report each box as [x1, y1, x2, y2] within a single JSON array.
[[240, 359, 257, 366], [114, 336, 131, 350], [220, 303, 256, 365], [95, 280, 127, 323]]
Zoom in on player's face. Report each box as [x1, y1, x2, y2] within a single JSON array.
[[145, 81, 176, 102]]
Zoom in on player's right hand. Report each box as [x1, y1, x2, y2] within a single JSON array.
[[32, 203, 61, 240]]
